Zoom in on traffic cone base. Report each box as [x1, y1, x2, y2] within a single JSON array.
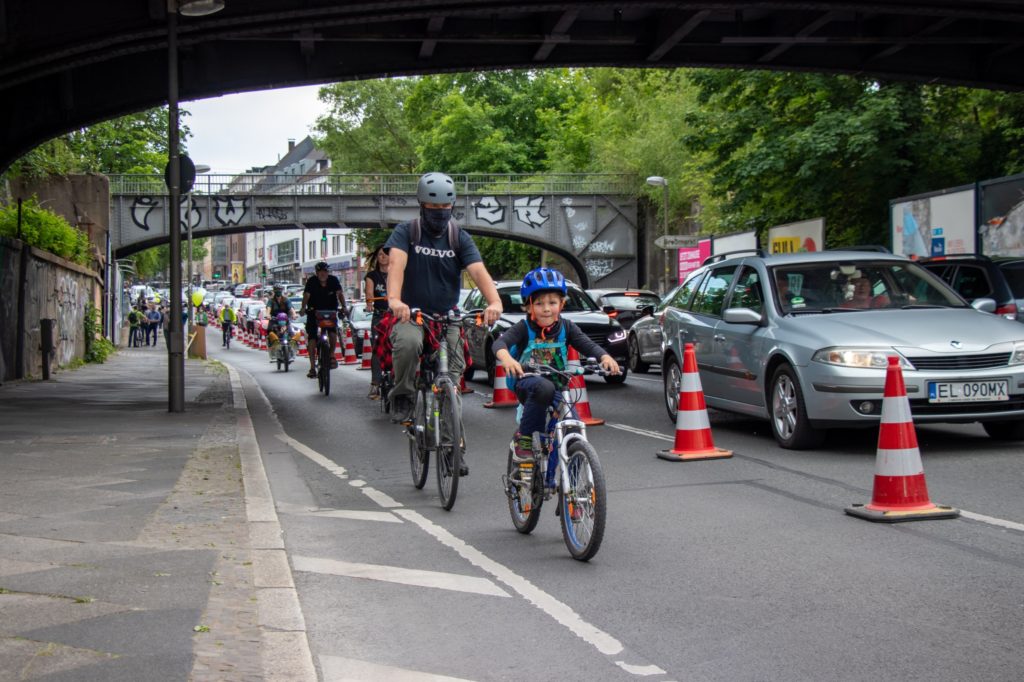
[[342, 327, 358, 364], [846, 356, 958, 523], [657, 342, 733, 462], [358, 330, 372, 370], [484, 364, 517, 408]]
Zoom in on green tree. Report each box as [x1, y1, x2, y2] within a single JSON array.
[[314, 79, 420, 173]]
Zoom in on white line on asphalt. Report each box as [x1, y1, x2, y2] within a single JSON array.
[[960, 510, 1024, 533], [320, 655, 476, 682], [392, 508, 624, 656], [616, 661, 668, 676], [279, 414, 671, 676], [300, 509, 403, 523], [608, 423, 1024, 534], [607, 423, 673, 442], [276, 433, 349, 479], [292, 555, 511, 597]]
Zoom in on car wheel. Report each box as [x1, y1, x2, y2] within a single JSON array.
[[604, 366, 627, 385], [627, 334, 650, 374], [982, 420, 1024, 441], [769, 364, 825, 450], [663, 356, 681, 421]]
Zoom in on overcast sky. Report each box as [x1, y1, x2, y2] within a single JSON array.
[[182, 84, 331, 175]]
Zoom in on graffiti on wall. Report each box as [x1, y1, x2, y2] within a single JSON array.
[[585, 259, 615, 280], [54, 273, 86, 366], [475, 196, 505, 224], [513, 196, 548, 229], [129, 195, 250, 232]]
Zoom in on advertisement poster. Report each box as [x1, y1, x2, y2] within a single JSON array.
[[678, 238, 712, 282], [890, 186, 975, 258], [979, 173, 1024, 257], [711, 230, 758, 256], [767, 218, 824, 253]]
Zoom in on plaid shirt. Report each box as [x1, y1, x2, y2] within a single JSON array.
[[373, 311, 472, 373]]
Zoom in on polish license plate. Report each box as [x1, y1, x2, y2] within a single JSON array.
[[928, 379, 1009, 403]]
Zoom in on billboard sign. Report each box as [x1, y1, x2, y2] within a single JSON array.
[[979, 173, 1024, 257], [678, 239, 712, 282], [890, 185, 975, 258], [767, 218, 824, 254]]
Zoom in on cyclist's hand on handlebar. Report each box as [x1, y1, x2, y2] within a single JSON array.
[[483, 301, 502, 325], [504, 358, 525, 378], [390, 297, 410, 324], [599, 354, 621, 375]]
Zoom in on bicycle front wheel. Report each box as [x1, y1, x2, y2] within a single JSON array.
[[408, 390, 429, 489], [319, 342, 330, 395], [559, 439, 606, 561], [506, 442, 542, 534], [435, 383, 462, 511]]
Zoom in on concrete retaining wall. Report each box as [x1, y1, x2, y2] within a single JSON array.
[[0, 236, 101, 381]]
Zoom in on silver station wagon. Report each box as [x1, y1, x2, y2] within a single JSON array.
[[661, 250, 1024, 449]]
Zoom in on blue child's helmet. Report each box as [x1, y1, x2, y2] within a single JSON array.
[[520, 267, 567, 301]]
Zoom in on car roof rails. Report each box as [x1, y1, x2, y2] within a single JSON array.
[[701, 248, 767, 265], [827, 245, 891, 253]]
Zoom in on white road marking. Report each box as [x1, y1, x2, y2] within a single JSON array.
[[301, 509, 403, 524], [292, 555, 510, 597], [360, 486, 404, 508], [960, 510, 1024, 533], [616, 661, 668, 676], [276, 433, 349, 478], [392, 508, 624, 656], [607, 423, 673, 442], [349, 479, 366, 487], [320, 655, 476, 682], [609, 424, 1024, 534]]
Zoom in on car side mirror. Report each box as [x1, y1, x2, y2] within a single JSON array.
[[638, 305, 655, 318], [971, 297, 997, 313], [601, 304, 616, 314], [723, 307, 763, 325]]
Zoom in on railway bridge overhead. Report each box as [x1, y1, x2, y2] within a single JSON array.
[[4, 2, 1024, 173], [109, 173, 639, 288]]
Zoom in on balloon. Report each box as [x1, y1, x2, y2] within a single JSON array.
[[191, 291, 205, 307]]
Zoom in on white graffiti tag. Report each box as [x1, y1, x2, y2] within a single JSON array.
[[475, 196, 505, 224], [55, 274, 85, 366], [561, 196, 576, 218], [587, 240, 615, 254], [585, 259, 614, 279], [513, 196, 549, 229], [130, 197, 158, 231]]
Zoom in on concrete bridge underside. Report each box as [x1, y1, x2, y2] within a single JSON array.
[[111, 190, 639, 289]]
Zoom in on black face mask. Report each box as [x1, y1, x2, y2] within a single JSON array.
[[421, 207, 452, 237]]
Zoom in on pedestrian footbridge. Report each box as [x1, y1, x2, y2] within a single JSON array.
[[109, 174, 639, 288]]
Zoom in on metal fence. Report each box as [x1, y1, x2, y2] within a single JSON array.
[[108, 173, 636, 196]]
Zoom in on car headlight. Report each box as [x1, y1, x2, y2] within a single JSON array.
[[812, 347, 912, 370], [1011, 341, 1024, 366], [607, 330, 626, 343]]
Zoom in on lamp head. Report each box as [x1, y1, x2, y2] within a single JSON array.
[[646, 176, 668, 187]]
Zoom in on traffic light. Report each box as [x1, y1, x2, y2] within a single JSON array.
[[321, 228, 328, 244]]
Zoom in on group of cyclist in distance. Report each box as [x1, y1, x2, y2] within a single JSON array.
[[294, 172, 620, 478]]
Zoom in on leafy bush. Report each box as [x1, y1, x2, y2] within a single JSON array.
[[83, 303, 115, 363], [0, 198, 91, 266]]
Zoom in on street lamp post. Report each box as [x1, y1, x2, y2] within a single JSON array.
[[166, 0, 225, 413], [646, 176, 670, 293]]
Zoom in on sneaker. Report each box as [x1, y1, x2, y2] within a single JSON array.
[[307, 369, 316, 378], [367, 384, 380, 400]]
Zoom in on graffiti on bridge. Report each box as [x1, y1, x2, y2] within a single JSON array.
[[255, 206, 289, 221], [129, 196, 250, 232]]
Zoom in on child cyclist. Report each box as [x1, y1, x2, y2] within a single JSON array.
[[493, 267, 621, 464]]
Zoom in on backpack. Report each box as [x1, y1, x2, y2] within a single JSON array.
[[409, 217, 461, 253], [128, 311, 139, 325], [505, 321, 568, 392]]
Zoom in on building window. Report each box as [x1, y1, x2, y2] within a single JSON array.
[[345, 235, 356, 253], [308, 240, 316, 260], [332, 235, 341, 254]]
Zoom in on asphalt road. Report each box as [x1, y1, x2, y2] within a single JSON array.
[[209, 329, 1024, 682]]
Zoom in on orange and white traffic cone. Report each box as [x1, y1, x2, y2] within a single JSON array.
[[297, 331, 308, 357], [358, 330, 372, 370], [657, 343, 733, 462], [483, 364, 518, 408], [258, 331, 268, 351], [562, 346, 603, 426], [342, 326, 358, 365], [846, 356, 959, 522]]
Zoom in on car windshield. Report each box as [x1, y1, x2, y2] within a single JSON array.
[[603, 294, 660, 309], [771, 261, 966, 313], [499, 286, 599, 313]]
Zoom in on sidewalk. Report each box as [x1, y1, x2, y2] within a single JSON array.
[[0, 346, 313, 680]]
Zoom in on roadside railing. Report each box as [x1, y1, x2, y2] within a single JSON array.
[[108, 173, 636, 196]]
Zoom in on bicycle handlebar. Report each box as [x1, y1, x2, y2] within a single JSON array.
[[409, 307, 479, 326], [522, 360, 613, 378]]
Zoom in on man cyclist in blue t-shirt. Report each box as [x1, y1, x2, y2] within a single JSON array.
[[302, 261, 347, 378], [385, 173, 503, 463]]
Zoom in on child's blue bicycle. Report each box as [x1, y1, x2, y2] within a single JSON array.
[[502, 360, 608, 561]]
